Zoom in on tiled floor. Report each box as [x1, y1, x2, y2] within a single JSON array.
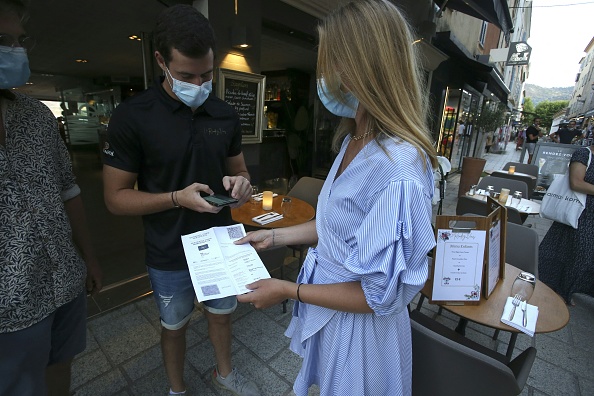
[[71, 142, 594, 395]]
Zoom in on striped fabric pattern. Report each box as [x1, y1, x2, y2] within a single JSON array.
[[285, 136, 436, 395]]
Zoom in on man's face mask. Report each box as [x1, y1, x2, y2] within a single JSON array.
[[165, 67, 212, 109], [0, 46, 31, 89], [316, 77, 359, 119]]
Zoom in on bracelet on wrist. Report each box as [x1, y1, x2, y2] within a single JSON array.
[[172, 191, 182, 208], [171, 191, 179, 208], [296, 283, 304, 303]]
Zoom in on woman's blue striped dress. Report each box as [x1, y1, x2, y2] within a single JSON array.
[[285, 136, 436, 396]]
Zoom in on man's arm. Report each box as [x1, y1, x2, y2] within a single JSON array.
[[64, 195, 102, 295], [103, 165, 220, 215]]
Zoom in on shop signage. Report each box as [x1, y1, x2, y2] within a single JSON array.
[[506, 42, 531, 66]]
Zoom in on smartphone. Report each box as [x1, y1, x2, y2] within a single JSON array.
[[203, 193, 239, 207]]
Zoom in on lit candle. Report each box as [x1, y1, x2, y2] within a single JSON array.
[[508, 165, 516, 174], [262, 190, 273, 210]]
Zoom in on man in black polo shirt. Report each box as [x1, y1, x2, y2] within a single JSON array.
[[551, 120, 584, 144], [525, 118, 542, 164], [103, 6, 259, 396]]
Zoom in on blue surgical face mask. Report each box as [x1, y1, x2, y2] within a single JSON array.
[[165, 67, 212, 108], [316, 78, 359, 118], [0, 46, 31, 89]]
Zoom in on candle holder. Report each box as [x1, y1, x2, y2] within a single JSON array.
[[262, 190, 273, 210]]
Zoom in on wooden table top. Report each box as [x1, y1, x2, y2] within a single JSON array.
[[231, 194, 315, 228], [465, 193, 541, 215], [421, 263, 569, 334]]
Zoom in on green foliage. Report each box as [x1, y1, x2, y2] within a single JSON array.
[[522, 97, 535, 119], [534, 100, 569, 129], [475, 102, 506, 133]]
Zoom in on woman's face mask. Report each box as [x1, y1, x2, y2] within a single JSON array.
[[316, 77, 359, 119], [0, 46, 31, 89], [165, 67, 212, 109]]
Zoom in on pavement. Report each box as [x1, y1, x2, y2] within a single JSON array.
[[72, 142, 594, 396]]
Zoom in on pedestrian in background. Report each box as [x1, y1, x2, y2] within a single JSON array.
[[525, 118, 542, 164], [539, 145, 594, 305]]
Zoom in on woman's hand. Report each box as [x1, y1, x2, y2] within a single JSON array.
[[234, 229, 274, 251], [237, 279, 294, 309]]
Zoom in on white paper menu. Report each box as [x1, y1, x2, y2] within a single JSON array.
[[486, 220, 502, 297], [432, 229, 486, 302], [181, 224, 271, 302]]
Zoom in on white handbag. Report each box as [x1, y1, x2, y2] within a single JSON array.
[[540, 148, 592, 229]]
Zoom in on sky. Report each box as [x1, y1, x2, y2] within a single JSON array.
[[525, 0, 594, 88]]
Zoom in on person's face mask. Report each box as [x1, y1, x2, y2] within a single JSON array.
[[165, 67, 212, 108], [316, 78, 359, 118], [0, 46, 31, 89]]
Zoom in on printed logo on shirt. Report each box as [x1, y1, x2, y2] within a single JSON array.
[[205, 127, 227, 136], [102, 141, 115, 157]]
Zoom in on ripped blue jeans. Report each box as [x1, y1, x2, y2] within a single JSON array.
[[147, 266, 237, 330]]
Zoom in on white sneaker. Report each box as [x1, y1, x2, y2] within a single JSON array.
[[212, 367, 261, 396]]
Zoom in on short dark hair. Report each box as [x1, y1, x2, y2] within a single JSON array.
[[0, 0, 28, 22], [154, 5, 216, 65]]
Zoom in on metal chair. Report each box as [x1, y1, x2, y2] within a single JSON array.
[[491, 221, 539, 340], [286, 176, 324, 266], [502, 162, 539, 178], [456, 196, 523, 225], [257, 245, 290, 312], [411, 310, 536, 396]]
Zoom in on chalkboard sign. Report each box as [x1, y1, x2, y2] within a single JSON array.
[[216, 68, 265, 144]]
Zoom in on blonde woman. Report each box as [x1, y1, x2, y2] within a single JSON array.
[[236, 1, 437, 394]]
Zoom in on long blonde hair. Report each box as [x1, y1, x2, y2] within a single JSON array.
[[317, 0, 437, 168]]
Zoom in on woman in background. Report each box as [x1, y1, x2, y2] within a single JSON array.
[[236, 1, 437, 394], [539, 145, 594, 305]]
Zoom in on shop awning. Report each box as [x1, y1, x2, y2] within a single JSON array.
[[435, 0, 514, 34], [433, 31, 510, 103]]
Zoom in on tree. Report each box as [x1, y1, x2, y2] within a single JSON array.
[[522, 97, 536, 122], [534, 100, 569, 130], [475, 102, 507, 133]]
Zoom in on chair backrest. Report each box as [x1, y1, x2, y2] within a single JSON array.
[[456, 197, 523, 225], [478, 176, 529, 198], [503, 162, 539, 178], [411, 310, 536, 396], [506, 206, 524, 225], [505, 222, 539, 277], [456, 196, 489, 216], [287, 176, 325, 212], [257, 245, 289, 275]]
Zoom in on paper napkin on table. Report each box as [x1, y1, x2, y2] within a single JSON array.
[[500, 297, 539, 337], [252, 212, 283, 225], [251, 193, 279, 202]]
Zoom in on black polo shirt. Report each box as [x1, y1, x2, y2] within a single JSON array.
[[556, 128, 583, 144], [104, 78, 243, 270], [526, 125, 540, 143]]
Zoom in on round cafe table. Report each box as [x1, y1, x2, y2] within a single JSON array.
[[231, 194, 315, 228], [420, 263, 569, 359]]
